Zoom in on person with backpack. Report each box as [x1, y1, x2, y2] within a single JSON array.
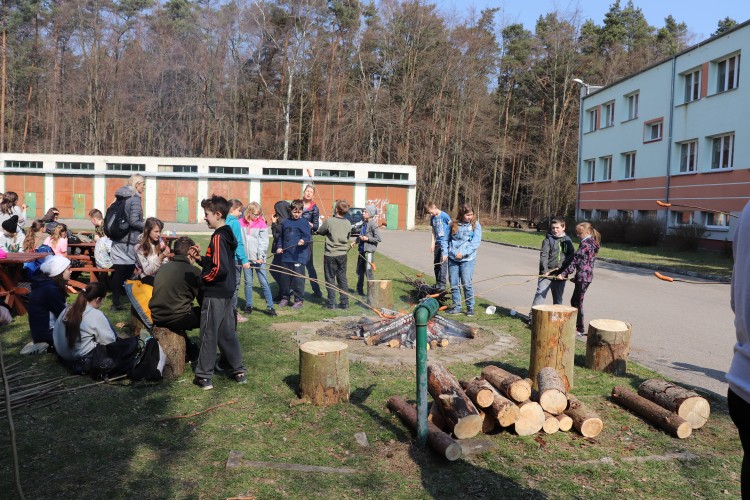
[[108, 175, 145, 311]]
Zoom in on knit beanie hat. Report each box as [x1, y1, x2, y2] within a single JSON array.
[[2, 215, 18, 234], [40, 255, 71, 277], [365, 205, 378, 218]]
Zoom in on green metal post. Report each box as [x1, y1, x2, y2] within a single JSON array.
[[413, 298, 439, 447]]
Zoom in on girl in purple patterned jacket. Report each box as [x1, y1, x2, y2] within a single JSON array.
[[557, 222, 601, 336]]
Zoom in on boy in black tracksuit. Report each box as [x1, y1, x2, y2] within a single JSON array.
[[530, 217, 574, 309], [189, 195, 246, 390]]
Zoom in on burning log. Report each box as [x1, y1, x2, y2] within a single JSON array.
[[428, 363, 483, 439], [481, 365, 531, 403]]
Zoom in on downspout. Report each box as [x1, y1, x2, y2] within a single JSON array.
[[413, 297, 439, 447], [575, 86, 585, 218], [664, 57, 677, 234]]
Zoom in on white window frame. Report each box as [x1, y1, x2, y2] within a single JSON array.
[[703, 211, 729, 228], [603, 101, 615, 127], [626, 93, 639, 120], [671, 210, 694, 226], [684, 69, 701, 102], [584, 159, 596, 183], [644, 119, 663, 142], [679, 140, 698, 173], [600, 156, 612, 181], [711, 133, 734, 170], [580, 209, 592, 220], [623, 152, 636, 179], [717, 54, 740, 93], [587, 108, 599, 132]]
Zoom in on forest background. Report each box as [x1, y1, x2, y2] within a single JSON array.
[[0, 0, 741, 219]]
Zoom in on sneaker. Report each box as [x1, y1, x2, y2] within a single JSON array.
[[339, 303, 349, 310], [236, 313, 248, 323], [20, 341, 49, 355], [325, 303, 336, 310], [292, 300, 304, 310], [466, 309, 474, 317], [266, 307, 278, 317], [445, 308, 462, 315], [233, 372, 247, 384], [278, 299, 290, 307], [193, 377, 213, 390], [242, 305, 253, 314], [356, 288, 365, 296], [577, 330, 586, 337]]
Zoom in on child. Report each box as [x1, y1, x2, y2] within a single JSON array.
[[426, 201, 451, 290], [240, 202, 276, 316], [134, 217, 170, 285], [52, 282, 117, 371], [530, 217, 574, 309], [188, 195, 246, 390], [226, 199, 251, 323], [270, 200, 291, 301], [23, 220, 45, 253], [41, 207, 60, 234], [445, 203, 482, 316], [0, 191, 27, 230], [89, 209, 105, 241], [274, 199, 312, 309], [150, 236, 202, 331], [0, 215, 25, 253], [356, 205, 382, 296], [43, 223, 69, 256], [26, 255, 71, 349], [316, 200, 352, 309], [556, 222, 601, 336]]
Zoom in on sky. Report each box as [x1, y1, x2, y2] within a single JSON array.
[[432, 0, 750, 43]]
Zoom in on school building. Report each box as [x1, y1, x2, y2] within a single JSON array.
[[0, 154, 417, 229], [577, 19, 750, 246]]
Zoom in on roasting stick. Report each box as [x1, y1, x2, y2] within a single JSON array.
[[656, 200, 738, 218], [653, 271, 729, 285]]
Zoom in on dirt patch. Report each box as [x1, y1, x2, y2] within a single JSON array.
[[271, 315, 516, 366]]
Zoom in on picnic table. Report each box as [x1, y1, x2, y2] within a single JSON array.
[[504, 218, 536, 229], [68, 242, 96, 259], [0, 252, 51, 315]]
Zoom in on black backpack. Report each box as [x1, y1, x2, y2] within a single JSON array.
[[104, 195, 131, 240], [130, 337, 165, 382], [90, 337, 140, 381]]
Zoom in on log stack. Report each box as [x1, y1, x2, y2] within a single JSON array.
[[427, 363, 483, 439], [358, 313, 476, 348], [611, 386, 692, 439], [637, 379, 710, 429]]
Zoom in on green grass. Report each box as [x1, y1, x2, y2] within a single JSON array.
[[482, 226, 734, 278], [0, 234, 742, 499]]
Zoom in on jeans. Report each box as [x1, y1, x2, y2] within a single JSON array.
[[243, 262, 274, 309], [433, 246, 448, 289], [194, 297, 245, 380], [729, 388, 750, 499], [448, 258, 476, 312], [531, 277, 566, 309], [324, 254, 349, 307]]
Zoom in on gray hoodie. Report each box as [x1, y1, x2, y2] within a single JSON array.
[[111, 185, 145, 265]]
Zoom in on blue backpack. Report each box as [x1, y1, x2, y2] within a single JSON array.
[[23, 245, 54, 278]]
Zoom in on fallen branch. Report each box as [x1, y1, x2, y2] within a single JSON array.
[[156, 400, 239, 422]]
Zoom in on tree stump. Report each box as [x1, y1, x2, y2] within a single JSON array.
[[585, 319, 632, 375], [367, 280, 393, 310], [152, 326, 185, 381], [612, 386, 692, 438], [637, 379, 710, 429], [529, 305, 578, 391], [299, 341, 350, 406], [565, 395, 603, 438]]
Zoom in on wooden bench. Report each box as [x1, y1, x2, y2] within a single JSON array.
[[504, 219, 535, 229], [69, 266, 114, 283]]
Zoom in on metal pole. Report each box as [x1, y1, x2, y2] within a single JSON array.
[[413, 298, 439, 447]]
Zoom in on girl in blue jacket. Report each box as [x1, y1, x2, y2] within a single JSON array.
[[445, 203, 482, 316]]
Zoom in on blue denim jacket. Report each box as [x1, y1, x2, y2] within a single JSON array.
[[448, 221, 482, 262]]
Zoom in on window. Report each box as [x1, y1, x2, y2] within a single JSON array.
[[717, 54, 740, 93], [107, 163, 145, 171], [711, 133, 734, 169], [626, 93, 639, 120], [57, 162, 93, 170], [368, 171, 408, 180], [210, 166, 249, 175], [617, 210, 633, 220], [584, 159, 596, 182], [684, 69, 701, 102], [703, 211, 729, 227], [580, 209, 592, 220], [314, 169, 354, 178], [603, 101, 615, 127], [600, 156, 612, 181], [623, 152, 635, 179], [262, 168, 302, 176], [671, 211, 694, 225], [644, 119, 663, 142], [587, 108, 599, 132], [597, 209, 609, 221], [6, 160, 42, 168], [639, 210, 657, 220], [679, 141, 698, 173], [158, 165, 197, 173]]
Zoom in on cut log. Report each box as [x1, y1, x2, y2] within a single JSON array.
[[612, 386, 692, 439], [387, 396, 462, 461], [484, 385, 520, 428], [365, 315, 413, 346], [428, 402, 447, 431], [152, 326, 185, 381], [299, 341, 349, 406], [479, 410, 496, 434], [514, 401, 545, 436], [537, 367, 568, 415], [388, 339, 400, 348], [585, 319, 632, 375], [432, 314, 477, 338], [367, 280, 393, 310], [565, 395, 603, 438], [427, 363, 483, 439], [542, 411, 560, 434], [480, 365, 531, 403], [637, 379, 710, 430], [529, 304, 578, 391], [555, 413, 573, 432], [460, 378, 496, 408], [440, 339, 449, 348]]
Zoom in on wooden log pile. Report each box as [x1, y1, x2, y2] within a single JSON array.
[[356, 312, 476, 349]]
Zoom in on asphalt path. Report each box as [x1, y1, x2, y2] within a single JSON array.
[[378, 230, 734, 398]]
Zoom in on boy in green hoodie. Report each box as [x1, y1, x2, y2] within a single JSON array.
[[316, 200, 352, 309]]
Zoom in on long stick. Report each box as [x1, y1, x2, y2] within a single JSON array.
[[653, 271, 728, 285], [0, 338, 26, 499], [656, 200, 738, 218]]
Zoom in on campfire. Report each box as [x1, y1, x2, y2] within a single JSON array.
[[356, 313, 476, 349]]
